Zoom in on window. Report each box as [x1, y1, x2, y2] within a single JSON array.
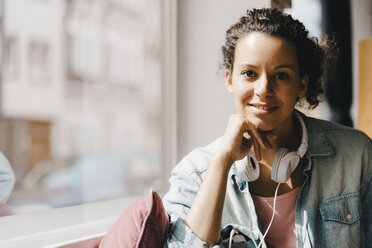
[[4, 36, 19, 80], [1, 0, 167, 210], [28, 41, 50, 83]]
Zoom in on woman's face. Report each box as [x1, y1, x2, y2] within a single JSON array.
[[225, 32, 308, 133]]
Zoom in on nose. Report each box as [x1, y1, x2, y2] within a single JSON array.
[[254, 74, 273, 98]]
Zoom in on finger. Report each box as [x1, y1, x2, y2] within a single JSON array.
[[248, 131, 261, 161], [242, 132, 251, 140], [239, 115, 270, 151], [241, 135, 253, 154], [259, 130, 273, 149], [238, 116, 266, 149], [248, 126, 268, 150]]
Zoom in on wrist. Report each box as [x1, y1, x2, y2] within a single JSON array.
[[211, 152, 235, 172]]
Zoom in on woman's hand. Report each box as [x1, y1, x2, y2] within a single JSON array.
[[216, 114, 272, 165]]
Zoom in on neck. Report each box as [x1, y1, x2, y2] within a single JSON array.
[[258, 112, 302, 166], [270, 112, 301, 149]]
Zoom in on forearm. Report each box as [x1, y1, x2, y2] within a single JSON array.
[[184, 154, 233, 246]]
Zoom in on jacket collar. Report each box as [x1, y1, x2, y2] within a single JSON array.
[[296, 110, 336, 158]]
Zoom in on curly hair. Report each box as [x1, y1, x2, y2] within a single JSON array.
[[221, 8, 337, 108]]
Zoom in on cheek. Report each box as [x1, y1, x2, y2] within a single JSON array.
[[233, 81, 253, 97], [231, 84, 253, 111], [281, 88, 300, 106], [235, 86, 254, 104]]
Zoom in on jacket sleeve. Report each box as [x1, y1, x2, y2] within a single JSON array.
[[0, 152, 15, 203], [362, 137, 372, 248], [364, 178, 372, 248], [162, 151, 225, 248]]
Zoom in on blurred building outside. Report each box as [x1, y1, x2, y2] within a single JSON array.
[[0, 0, 163, 209]]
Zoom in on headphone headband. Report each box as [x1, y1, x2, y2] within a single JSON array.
[[296, 112, 308, 158]]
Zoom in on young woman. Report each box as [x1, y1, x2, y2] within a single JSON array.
[[162, 8, 372, 248]]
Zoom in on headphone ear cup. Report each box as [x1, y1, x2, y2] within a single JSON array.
[[236, 151, 260, 182], [271, 148, 301, 183], [271, 148, 289, 183]]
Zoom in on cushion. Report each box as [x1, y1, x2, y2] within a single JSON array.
[[98, 189, 170, 248], [0, 203, 17, 217]]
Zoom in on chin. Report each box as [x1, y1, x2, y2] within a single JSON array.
[[247, 115, 276, 131], [256, 123, 276, 132]]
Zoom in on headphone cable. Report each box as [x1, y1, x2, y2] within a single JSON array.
[[257, 182, 281, 248]]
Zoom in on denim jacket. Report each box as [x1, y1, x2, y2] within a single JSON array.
[[162, 113, 372, 248]]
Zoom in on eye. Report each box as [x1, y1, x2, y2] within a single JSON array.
[[243, 70, 258, 78], [274, 72, 290, 80]]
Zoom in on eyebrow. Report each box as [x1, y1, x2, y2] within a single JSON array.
[[274, 65, 295, 70], [238, 63, 258, 69], [238, 63, 295, 71]]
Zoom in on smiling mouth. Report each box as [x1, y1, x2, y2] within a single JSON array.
[[250, 104, 277, 109], [249, 104, 278, 114]]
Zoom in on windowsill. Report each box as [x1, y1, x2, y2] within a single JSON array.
[[0, 196, 140, 248]]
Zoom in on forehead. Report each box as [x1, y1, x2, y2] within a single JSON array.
[[234, 32, 298, 68]]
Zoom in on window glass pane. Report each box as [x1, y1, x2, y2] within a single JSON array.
[[0, 0, 162, 210]]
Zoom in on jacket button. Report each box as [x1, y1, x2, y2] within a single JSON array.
[[347, 214, 352, 220]]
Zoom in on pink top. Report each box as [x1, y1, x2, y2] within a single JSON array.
[[251, 187, 300, 248]]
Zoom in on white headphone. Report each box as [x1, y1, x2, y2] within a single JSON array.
[[236, 112, 308, 183]]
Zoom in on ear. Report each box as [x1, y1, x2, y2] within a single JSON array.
[[298, 74, 309, 98], [225, 70, 233, 93]]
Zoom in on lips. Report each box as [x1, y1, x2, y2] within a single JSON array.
[[248, 103, 278, 114]]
